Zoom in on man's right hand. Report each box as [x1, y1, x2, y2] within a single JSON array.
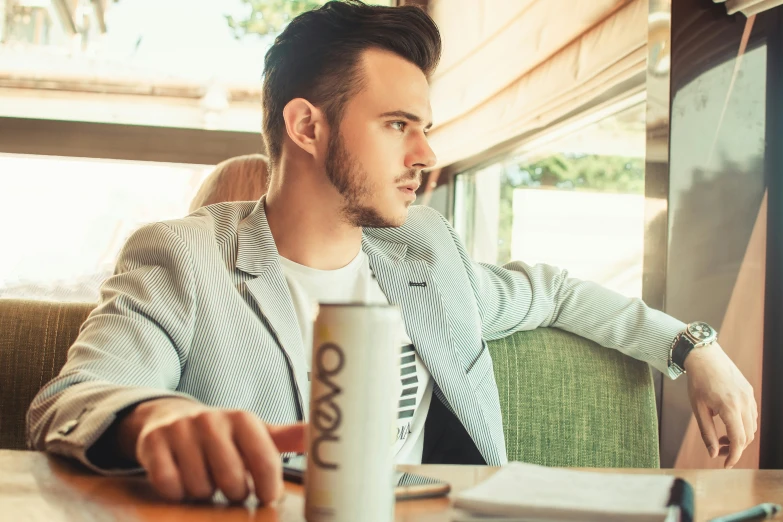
[[117, 398, 305, 503]]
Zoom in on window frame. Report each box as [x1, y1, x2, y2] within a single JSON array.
[[447, 89, 647, 226], [0, 116, 263, 165]]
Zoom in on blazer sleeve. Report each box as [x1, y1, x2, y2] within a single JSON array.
[[26, 222, 199, 473], [435, 211, 686, 378]]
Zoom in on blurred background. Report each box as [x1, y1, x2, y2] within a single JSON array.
[[0, 0, 394, 301], [0, 0, 781, 471]]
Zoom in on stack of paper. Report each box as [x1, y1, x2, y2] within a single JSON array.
[[453, 462, 688, 522]]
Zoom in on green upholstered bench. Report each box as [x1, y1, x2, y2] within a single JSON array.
[[0, 298, 659, 467], [488, 329, 659, 467]]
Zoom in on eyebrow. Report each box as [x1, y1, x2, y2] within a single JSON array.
[[379, 110, 433, 131]]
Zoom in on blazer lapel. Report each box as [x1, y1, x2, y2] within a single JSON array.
[[361, 234, 458, 400], [236, 197, 310, 419], [362, 231, 500, 465]]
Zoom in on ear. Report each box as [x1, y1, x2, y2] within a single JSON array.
[[282, 98, 328, 159]]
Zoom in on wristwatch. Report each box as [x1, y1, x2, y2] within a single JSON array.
[[669, 322, 718, 377]]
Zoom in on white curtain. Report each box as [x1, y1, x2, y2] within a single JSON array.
[[714, 0, 783, 16], [427, 0, 647, 168]]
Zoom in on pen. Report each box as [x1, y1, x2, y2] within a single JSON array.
[[708, 503, 782, 522]]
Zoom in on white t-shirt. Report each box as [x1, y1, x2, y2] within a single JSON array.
[[279, 250, 433, 465]]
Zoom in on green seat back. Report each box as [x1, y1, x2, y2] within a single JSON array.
[[488, 328, 659, 467], [0, 299, 94, 450], [1, 300, 659, 468]]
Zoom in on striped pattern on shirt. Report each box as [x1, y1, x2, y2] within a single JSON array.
[[27, 196, 685, 473]]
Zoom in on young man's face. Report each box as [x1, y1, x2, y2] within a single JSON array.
[[326, 48, 437, 228]]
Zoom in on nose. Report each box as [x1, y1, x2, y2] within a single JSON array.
[[406, 134, 437, 170]]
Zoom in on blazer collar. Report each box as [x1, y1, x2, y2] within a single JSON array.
[[236, 196, 280, 276], [236, 195, 410, 273], [361, 232, 407, 264]]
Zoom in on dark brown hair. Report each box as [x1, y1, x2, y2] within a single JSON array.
[[261, 0, 441, 167]]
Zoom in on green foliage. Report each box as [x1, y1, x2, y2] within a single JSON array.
[[503, 153, 645, 193], [494, 153, 644, 264], [225, 0, 329, 39]]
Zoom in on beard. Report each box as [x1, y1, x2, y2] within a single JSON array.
[[325, 131, 418, 228]]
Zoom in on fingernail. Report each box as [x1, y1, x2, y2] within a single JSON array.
[[707, 446, 715, 458]]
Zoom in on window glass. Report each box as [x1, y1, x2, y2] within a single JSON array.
[[0, 153, 212, 301], [453, 103, 646, 297], [0, 0, 391, 131]]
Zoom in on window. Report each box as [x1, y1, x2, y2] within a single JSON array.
[[453, 102, 646, 298], [0, 1, 390, 301], [0, 153, 212, 302], [0, 0, 391, 132]]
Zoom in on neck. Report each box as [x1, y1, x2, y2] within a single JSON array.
[[264, 154, 362, 270]]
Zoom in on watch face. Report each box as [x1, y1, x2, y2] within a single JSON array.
[[688, 322, 716, 342]]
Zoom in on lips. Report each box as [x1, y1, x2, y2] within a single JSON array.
[[397, 184, 418, 200]]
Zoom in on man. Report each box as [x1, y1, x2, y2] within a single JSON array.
[[29, 0, 757, 506]]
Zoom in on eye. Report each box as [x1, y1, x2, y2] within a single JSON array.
[[390, 121, 406, 132]]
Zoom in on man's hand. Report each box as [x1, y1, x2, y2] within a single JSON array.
[[684, 343, 757, 468], [117, 398, 305, 503]]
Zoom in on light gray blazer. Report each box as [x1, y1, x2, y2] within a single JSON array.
[[27, 197, 685, 471]]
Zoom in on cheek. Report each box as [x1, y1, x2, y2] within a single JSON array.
[[354, 135, 400, 178], [363, 132, 394, 160]]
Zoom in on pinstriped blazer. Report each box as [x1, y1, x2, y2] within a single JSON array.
[[27, 197, 685, 472]]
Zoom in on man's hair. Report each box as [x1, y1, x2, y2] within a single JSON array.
[[261, 0, 441, 167]]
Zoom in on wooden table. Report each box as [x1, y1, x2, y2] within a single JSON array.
[[2, 450, 782, 522]]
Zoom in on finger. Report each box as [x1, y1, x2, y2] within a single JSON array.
[[720, 407, 747, 469], [138, 431, 185, 502], [168, 421, 215, 500], [742, 405, 755, 448], [268, 423, 307, 454], [693, 402, 720, 458], [232, 413, 283, 505], [196, 412, 249, 502]]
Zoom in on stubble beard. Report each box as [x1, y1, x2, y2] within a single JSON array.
[[325, 131, 418, 229]]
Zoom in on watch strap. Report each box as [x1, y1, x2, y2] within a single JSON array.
[[671, 333, 696, 372]]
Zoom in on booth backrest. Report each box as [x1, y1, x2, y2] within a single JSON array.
[[0, 298, 659, 467]]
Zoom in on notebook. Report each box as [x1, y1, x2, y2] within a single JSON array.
[[452, 462, 694, 522]]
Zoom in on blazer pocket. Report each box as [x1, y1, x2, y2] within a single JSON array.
[[466, 340, 494, 389]]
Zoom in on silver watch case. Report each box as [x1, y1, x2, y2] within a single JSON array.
[[684, 321, 718, 347]]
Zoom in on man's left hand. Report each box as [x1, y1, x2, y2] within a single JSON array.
[[684, 343, 758, 468]]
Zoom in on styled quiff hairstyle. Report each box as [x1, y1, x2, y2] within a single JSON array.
[[261, 0, 441, 167]]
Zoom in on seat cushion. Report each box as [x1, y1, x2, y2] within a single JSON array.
[[0, 299, 94, 450], [488, 328, 660, 468]]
